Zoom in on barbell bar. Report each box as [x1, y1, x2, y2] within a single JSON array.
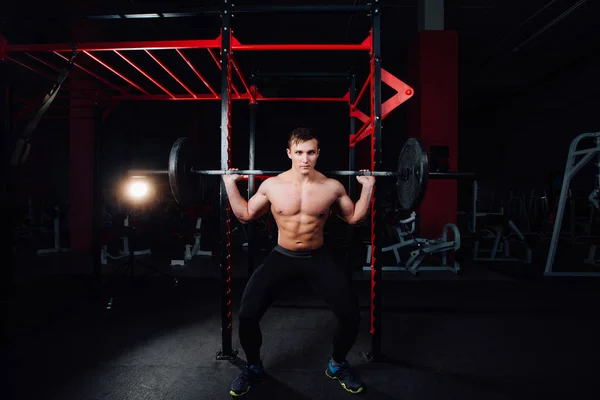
[[191, 169, 474, 179], [129, 168, 472, 179], [130, 137, 474, 210]]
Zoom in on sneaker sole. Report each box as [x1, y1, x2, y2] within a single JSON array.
[[229, 386, 251, 397], [325, 369, 364, 394]]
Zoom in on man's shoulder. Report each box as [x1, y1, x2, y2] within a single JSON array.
[[258, 176, 281, 191], [322, 176, 344, 193]]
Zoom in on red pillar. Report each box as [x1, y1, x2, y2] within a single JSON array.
[[408, 31, 458, 238], [69, 78, 97, 252], [69, 17, 99, 253]]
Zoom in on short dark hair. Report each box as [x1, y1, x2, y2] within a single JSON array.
[[287, 127, 320, 149]]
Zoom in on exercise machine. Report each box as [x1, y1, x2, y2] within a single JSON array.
[[471, 181, 533, 264], [170, 217, 212, 266], [545, 132, 600, 276], [363, 211, 461, 275], [100, 214, 152, 265], [37, 204, 70, 255]]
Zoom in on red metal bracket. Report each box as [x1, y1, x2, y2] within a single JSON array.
[[348, 68, 414, 147], [381, 68, 414, 119], [0, 35, 8, 61], [349, 121, 373, 148], [249, 85, 260, 104]]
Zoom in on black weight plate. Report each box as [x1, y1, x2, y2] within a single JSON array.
[[396, 138, 429, 210], [168, 137, 202, 205]]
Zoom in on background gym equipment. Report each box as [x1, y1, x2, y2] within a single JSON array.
[[471, 181, 533, 264], [363, 211, 462, 275], [170, 217, 213, 267], [36, 204, 70, 256], [131, 136, 474, 211], [545, 132, 600, 276]]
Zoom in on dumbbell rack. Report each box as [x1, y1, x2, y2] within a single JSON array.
[[545, 132, 600, 276]]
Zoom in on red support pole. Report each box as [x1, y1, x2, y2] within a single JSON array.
[[208, 48, 240, 96], [207, 48, 221, 69], [69, 76, 97, 253], [114, 50, 175, 98], [54, 52, 127, 94], [349, 121, 373, 147], [351, 70, 372, 111], [144, 50, 196, 98], [231, 55, 252, 97], [25, 52, 64, 73], [175, 49, 218, 98], [83, 50, 149, 94], [409, 31, 459, 238], [5, 56, 60, 81]]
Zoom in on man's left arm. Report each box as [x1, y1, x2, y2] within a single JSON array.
[[333, 177, 375, 225]]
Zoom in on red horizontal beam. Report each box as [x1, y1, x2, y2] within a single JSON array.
[[255, 97, 348, 102], [5, 39, 221, 52], [111, 94, 349, 102], [232, 44, 370, 51], [114, 94, 218, 101], [4, 36, 369, 53]]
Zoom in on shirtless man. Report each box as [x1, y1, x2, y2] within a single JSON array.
[[223, 127, 375, 396]]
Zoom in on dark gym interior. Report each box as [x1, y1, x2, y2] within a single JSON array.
[[2, 1, 600, 399]]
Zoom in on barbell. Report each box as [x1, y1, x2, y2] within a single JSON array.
[[130, 137, 474, 210]]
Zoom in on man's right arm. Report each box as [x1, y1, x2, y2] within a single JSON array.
[[223, 178, 271, 224]]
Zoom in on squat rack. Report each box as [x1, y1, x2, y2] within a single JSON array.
[[1, 0, 414, 362]]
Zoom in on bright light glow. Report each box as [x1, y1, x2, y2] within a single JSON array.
[[128, 181, 148, 198], [126, 179, 151, 201]]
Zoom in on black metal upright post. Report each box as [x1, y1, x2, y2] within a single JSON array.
[[367, 0, 384, 362], [92, 99, 103, 295], [217, 0, 238, 361], [247, 74, 257, 277], [348, 74, 357, 200], [347, 74, 357, 272], [1, 61, 15, 302]]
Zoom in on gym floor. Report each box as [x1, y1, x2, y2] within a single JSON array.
[[1, 248, 599, 400]]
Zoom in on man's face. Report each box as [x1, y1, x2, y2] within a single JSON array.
[[286, 138, 320, 174]]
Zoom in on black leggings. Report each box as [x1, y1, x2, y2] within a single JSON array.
[[238, 245, 361, 366]]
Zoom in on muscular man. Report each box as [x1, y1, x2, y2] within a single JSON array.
[[223, 127, 375, 396]]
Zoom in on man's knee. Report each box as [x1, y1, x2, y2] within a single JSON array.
[[337, 306, 361, 329], [238, 304, 260, 323]]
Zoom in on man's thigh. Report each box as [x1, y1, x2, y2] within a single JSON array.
[[239, 250, 296, 318]]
